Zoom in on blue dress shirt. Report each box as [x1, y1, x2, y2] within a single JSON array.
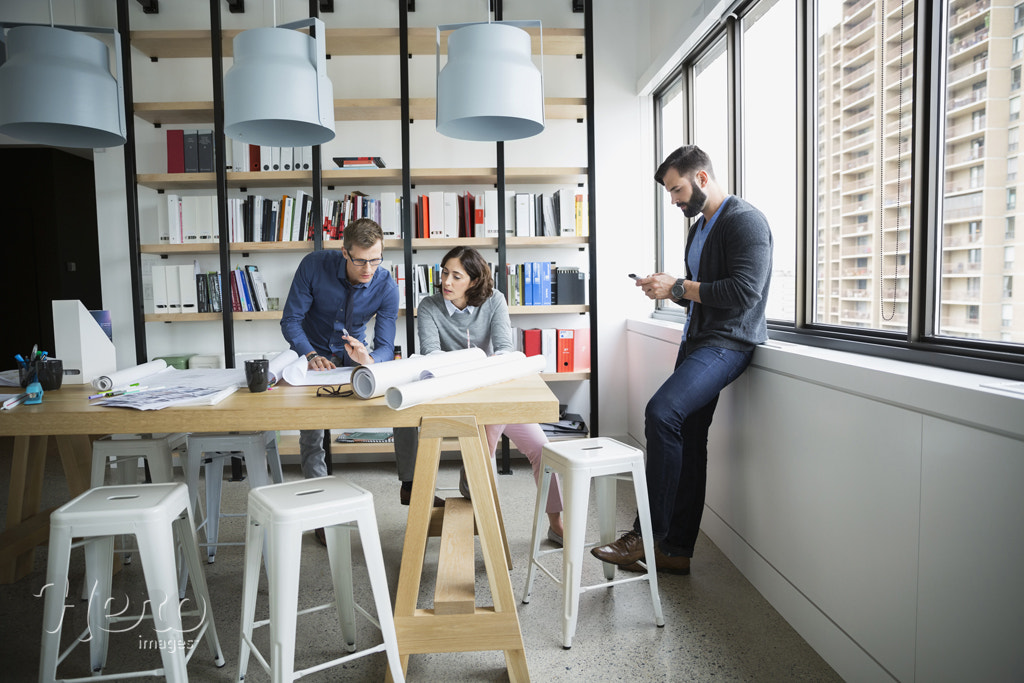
[[280, 250, 399, 365]]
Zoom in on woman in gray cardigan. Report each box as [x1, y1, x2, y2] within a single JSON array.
[[418, 246, 564, 543]]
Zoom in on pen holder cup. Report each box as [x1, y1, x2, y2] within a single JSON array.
[[244, 359, 270, 393], [22, 359, 63, 390]]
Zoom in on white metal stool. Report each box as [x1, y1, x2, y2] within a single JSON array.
[[39, 483, 225, 683], [522, 437, 665, 648], [237, 476, 405, 683], [90, 433, 189, 566], [185, 431, 282, 564]]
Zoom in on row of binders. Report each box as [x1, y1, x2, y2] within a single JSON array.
[[392, 263, 586, 308], [151, 263, 270, 315], [414, 189, 588, 239], [515, 328, 591, 373], [166, 128, 316, 174]]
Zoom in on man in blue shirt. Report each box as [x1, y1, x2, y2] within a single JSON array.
[[281, 218, 411, 490], [592, 146, 773, 575]]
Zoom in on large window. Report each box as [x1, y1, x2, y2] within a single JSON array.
[[650, 0, 1024, 375], [742, 0, 798, 322]]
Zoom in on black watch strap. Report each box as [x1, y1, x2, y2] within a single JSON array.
[[671, 278, 686, 302]]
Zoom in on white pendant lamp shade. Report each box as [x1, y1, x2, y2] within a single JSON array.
[[436, 22, 544, 142], [224, 19, 335, 147], [0, 25, 126, 148]]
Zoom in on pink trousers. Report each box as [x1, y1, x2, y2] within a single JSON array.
[[485, 422, 563, 514]]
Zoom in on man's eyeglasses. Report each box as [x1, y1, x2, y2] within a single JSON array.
[[349, 257, 383, 267], [316, 385, 353, 397]]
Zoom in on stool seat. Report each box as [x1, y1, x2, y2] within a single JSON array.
[[39, 483, 225, 683], [522, 437, 665, 648], [237, 476, 405, 683]]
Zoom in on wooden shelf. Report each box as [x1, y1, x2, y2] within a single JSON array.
[[137, 167, 587, 191], [135, 97, 585, 126], [139, 239, 404, 255], [508, 304, 588, 314], [130, 28, 584, 59], [540, 372, 590, 381]]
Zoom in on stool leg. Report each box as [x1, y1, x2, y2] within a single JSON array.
[[521, 465, 553, 604], [595, 475, 618, 581], [242, 443, 274, 579], [39, 526, 74, 683], [136, 527, 189, 682], [355, 509, 406, 683], [268, 526, 302, 683], [119, 458, 141, 564], [237, 517, 266, 683], [204, 453, 227, 563], [172, 512, 226, 667], [325, 524, 357, 652], [148, 444, 176, 483], [631, 461, 665, 628], [83, 535, 115, 674], [561, 470, 591, 649], [90, 448, 109, 488], [265, 432, 284, 484]]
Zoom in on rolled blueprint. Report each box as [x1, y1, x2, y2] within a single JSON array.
[[350, 348, 485, 399], [419, 351, 525, 380], [385, 353, 545, 410], [267, 349, 299, 384], [91, 359, 167, 391]]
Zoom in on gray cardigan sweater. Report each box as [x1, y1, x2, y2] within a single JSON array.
[[416, 290, 514, 355], [682, 195, 773, 352]]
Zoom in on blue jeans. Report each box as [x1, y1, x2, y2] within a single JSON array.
[[636, 343, 752, 557]]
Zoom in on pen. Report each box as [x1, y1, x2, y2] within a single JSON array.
[[14, 354, 27, 368], [88, 383, 144, 399], [2, 393, 29, 410]]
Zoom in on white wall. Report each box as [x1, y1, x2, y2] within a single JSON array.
[[626, 318, 1024, 682]]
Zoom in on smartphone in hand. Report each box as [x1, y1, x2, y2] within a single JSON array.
[[628, 273, 640, 280]]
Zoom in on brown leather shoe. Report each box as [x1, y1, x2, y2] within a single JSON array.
[[620, 544, 690, 575], [400, 484, 445, 508], [590, 529, 645, 566]]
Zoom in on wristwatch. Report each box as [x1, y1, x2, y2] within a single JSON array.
[[670, 278, 687, 302], [305, 351, 319, 361]]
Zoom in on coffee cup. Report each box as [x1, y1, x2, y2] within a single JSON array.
[[244, 358, 270, 393]]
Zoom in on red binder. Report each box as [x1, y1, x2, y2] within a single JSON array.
[[166, 129, 184, 173], [557, 329, 574, 373], [572, 328, 591, 372], [248, 144, 261, 172], [522, 328, 542, 357]]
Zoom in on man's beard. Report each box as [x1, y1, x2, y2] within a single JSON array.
[[678, 179, 707, 218]]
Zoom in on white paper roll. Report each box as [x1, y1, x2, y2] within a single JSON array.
[[267, 349, 299, 384], [351, 348, 486, 399], [419, 351, 525, 380], [91, 359, 168, 391], [386, 353, 545, 410]]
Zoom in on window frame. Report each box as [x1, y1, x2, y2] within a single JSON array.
[[648, 0, 1024, 380]]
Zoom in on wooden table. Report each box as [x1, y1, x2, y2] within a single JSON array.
[[0, 376, 558, 682]]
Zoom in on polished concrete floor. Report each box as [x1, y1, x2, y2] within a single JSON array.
[[0, 437, 842, 682]]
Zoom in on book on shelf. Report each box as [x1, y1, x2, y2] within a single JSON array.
[[183, 130, 199, 173], [332, 156, 386, 168], [335, 429, 393, 443], [166, 129, 184, 173], [207, 272, 223, 313], [197, 130, 214, 173], [245, 265, 270, 312]]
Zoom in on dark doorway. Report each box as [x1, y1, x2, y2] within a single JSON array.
[[1, 148, 102, 371]]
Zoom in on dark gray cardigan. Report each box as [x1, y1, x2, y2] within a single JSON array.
[[681, 195, 773, 353]]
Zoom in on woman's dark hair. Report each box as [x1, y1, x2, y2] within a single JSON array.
[[441, 245, 493, 307]]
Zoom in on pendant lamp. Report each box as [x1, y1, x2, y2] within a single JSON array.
[[224, 17, 335, 147], [436, 19, 545, 142], [0, 23, 126, 149]]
